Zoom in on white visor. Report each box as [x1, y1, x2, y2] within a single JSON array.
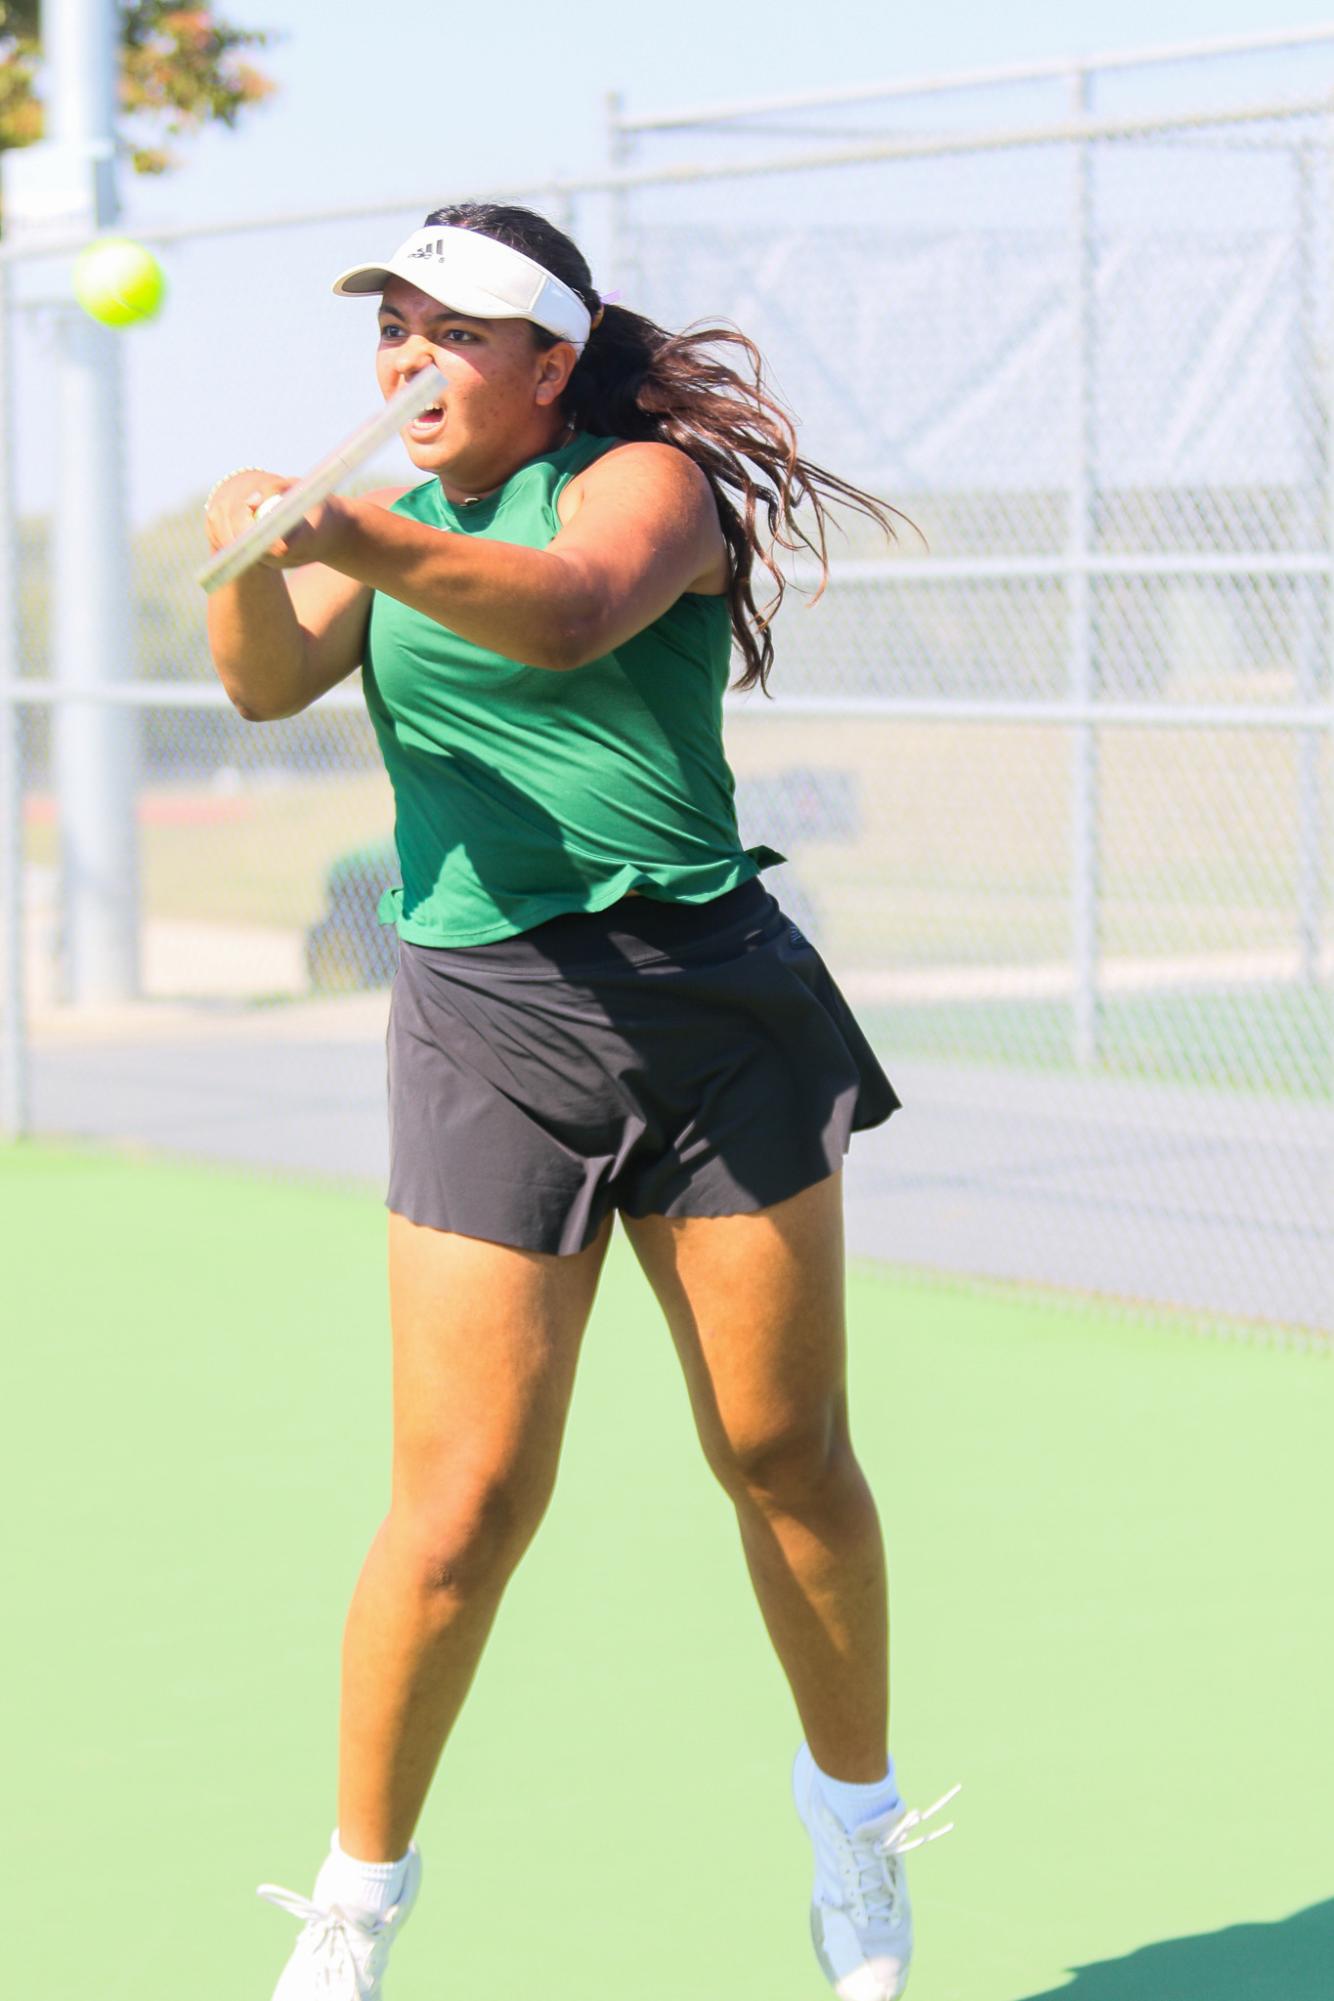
[[332, 225, 593, 352]]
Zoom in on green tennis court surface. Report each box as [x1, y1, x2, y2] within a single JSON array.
[[5, 1144, 1330, 2000]]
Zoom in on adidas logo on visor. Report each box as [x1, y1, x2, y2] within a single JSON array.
[[402, 233, 546, 312]]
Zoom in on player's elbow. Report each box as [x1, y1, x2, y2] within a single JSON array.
[[542, 606, 623, 671], [217, 678, 278, 721], [528, 565, 607, 670], [211, 643, 310, 719], [533, 628, 593, 672], [222, 679, 299, 722]]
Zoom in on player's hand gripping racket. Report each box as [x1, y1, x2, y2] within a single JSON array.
[[196, 365, 448, 593]]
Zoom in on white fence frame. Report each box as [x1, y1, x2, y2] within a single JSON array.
[[3, 42, 1334, 1144]]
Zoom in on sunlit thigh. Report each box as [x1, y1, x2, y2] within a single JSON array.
[[617, 1170, 849, 1479], [386, 1210, 614, 1529]]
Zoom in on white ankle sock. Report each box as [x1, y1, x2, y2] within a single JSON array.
[[313, 1829, 412, 1918], [815, 1754, 903, 1831]]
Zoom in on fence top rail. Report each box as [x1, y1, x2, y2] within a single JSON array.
[[3, 90, 1332, 265], [612, 26, 1334, 136]]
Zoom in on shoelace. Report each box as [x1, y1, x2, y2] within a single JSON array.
[[256, 1883, 390, 1997], [840, 1783, 963, 1928]]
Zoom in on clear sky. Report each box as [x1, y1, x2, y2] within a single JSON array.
[[123, 0, 1334, 230]]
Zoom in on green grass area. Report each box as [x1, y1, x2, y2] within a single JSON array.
[[26, 769, 396, 932], [868, 983, 1334, 1100], [736, 715, 1329, 971], [4, 1143, 1330, 2000]]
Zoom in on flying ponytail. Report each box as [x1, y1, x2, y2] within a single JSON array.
[[424, 201, 906, 694]]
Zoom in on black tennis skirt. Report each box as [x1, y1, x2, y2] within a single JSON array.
[[385, 878, 899, 1254]]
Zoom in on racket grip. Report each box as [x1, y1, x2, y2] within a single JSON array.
[[196, 365, 446, 593]]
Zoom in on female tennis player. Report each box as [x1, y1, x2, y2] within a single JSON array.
[[205, 203, 956, 2001]]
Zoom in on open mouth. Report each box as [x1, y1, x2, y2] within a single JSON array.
[[407, 403, 445, 439]]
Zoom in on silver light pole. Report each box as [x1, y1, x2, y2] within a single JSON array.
[[46, 0, 139, 1006]]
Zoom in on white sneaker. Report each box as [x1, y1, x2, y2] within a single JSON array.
[[792, 1745, 959, 2001], [257, 1844, 422, 2000]]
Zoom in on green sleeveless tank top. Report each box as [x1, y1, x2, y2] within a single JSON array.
[[363, 430, 783, 946]]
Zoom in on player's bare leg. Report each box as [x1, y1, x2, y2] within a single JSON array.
[[620, 1170, 889, 1781], [338, 1210, 614, 1860], [620, 1174, 954, 2001], [257, 1214, 614, 1998]]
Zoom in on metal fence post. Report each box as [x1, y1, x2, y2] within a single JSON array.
[[0, 255, 28, 1139], [1069, 64, 1102, 1067], [1294, 137, 1327, 991], [1325, 118, 1334, 1113]]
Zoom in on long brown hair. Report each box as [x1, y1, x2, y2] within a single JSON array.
[[424, 201, 904, 694]]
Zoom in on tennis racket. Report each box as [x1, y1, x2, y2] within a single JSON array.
[[196, 365, 448, 594]]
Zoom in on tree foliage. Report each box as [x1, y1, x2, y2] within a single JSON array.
[[0, 3, 275, 178]]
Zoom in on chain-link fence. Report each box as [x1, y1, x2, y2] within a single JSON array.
[[2, 36, 1331, 1339]]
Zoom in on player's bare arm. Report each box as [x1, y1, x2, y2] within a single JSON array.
[[244, 441, 727, 683], [206, 481, 408, 719]]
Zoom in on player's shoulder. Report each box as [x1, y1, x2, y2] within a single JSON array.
[[561, 437, 713, 518], [576, 437, 709, 486]]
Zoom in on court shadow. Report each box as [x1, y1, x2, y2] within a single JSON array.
[[1017, 1897, 1334, 2001]]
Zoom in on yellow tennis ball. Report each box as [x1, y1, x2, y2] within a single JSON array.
[[72, 237, 166, 328]]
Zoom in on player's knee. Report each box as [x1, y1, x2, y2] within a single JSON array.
[[391, 1465, 548, 1598], [716, 1407, 853, 1516]]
